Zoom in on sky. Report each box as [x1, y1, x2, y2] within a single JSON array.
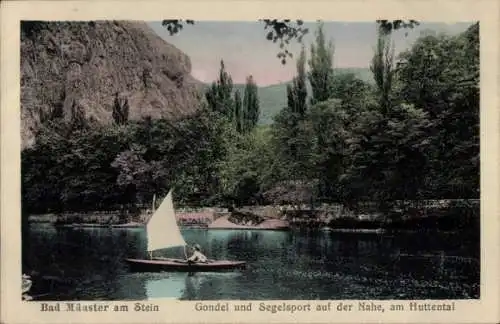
[[149, 21, 473, 86]]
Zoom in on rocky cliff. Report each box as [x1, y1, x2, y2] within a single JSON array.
[[21, 21, 204, 148]]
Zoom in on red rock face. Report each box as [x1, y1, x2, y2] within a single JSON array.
[[21, 21, 205, 148]]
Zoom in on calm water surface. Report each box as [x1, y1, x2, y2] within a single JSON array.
[[23, 225, 479, 300]]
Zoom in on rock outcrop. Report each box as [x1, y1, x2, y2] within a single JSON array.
[[21, 21, 204, 148]]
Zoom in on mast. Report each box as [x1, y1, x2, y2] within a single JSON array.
[[152, 193, 156, 213], [150, 194, 156, 260]]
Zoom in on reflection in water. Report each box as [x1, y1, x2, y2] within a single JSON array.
[[145, 273, 186, 300], [24, 225, 479, 300], [127, 271, 245, 301], [181, 272, 243, 300]]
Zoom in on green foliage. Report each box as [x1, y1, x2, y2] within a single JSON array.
[[261, 19, 309, 65], [308, 23, 335, 105], [370, 28, 395, 115], [203, 67, 373, 125], [161, 19, 195, 35], [204, 62, 260, 135], [330, 73, 374, 116], [287, 46, 308, 117], [264, 22, 478, 207], [218, 127, 275, 205], [233, 89, 243, 133], [271, 106, 313, 183], [376, 20, 420, 36], [22, 122, 130, 213], [22, 22, 479, 216], [307, 99, 351, 200], [172, 111, 238, 206], [22, 108, 234, 212], [205, 60, 234, 119], [270, 46, 311, 187], [395, 22, 479, 198], [242, 75, 260, 133], [342, 103, 432, 206]]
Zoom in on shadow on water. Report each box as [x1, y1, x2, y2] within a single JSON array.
[[23, 225, 479, 300]]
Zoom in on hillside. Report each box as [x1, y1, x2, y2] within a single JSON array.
[[202, 67, 372, 125], [21, 21, 204, 148], [256, 67, 374, 124]]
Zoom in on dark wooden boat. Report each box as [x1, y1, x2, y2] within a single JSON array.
[[125, 258, 246, 272]]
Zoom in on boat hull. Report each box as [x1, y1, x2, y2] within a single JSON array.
[[125, 258, 247, 272]]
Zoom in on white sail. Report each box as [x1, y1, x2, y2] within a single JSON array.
[[146, 190, 187, 252]]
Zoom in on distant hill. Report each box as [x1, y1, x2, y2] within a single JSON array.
[[201, 67, 373, 125], [256, 67, 374, 124]]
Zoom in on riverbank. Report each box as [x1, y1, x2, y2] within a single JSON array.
[[287, 209, 479, 233], [208, 216, 289, 230], [26, 200, 479, 232], [27, 209, 217, 227]]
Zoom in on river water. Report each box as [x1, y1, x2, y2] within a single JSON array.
[[23, 224, 479, 300]]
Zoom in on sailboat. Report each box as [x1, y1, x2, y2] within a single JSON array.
[[125, 190, 246, 272]]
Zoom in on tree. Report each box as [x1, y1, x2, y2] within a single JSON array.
[[22, 122, 131, 213], [271, 46, 311, 184], [111, 112, 233, 207], [112, 92, 130, 125], [287, 46, 308, 117], [205, 60, 234, 119], [218, 127, 275, 206], [305, 73, 376, 202], [242, 75, 260, 133], [340, 26, 398, 208], [395, 22, 479, 198], [111, 145, 150, 207], [307, 99, 349, 200], [330, 24, 420, 209], [340, 103, 432, 208], [308, 22, 335, 105], [233, 89, 243, 133], [371, 27, 395, 115], [330, 73, 374, 118]]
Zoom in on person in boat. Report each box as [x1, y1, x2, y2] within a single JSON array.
[[187, 244, 208, 264]]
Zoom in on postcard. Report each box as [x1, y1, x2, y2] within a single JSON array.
[[1, 0, 499, 323]]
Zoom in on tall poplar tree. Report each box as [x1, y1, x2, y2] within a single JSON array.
[[233, 89, 243, 133], [205, 60, 234, 119], [242, 75, 260, 133], [272, 45, 311, 183], [288, 46, 308, 117], [308, 23, 335, 105], [370, 27, 395, 115]]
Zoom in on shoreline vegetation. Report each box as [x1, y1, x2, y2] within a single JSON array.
[[28, 199, 479, 233], [22, 22, 479, 236]]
